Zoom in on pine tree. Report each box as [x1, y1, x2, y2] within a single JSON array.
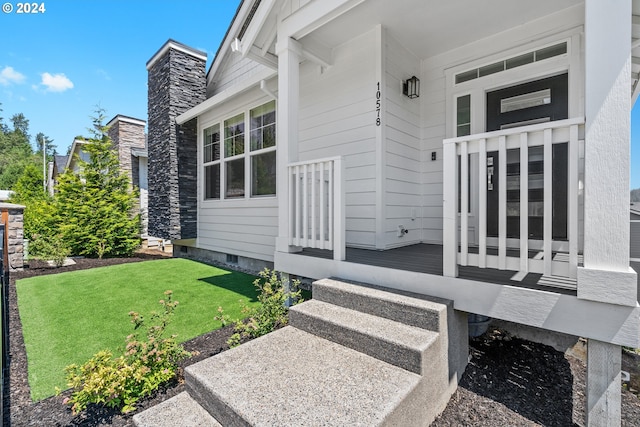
[[55, 110, 140, 258]]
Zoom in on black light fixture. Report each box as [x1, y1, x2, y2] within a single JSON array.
[[403, 76, 420, 99]]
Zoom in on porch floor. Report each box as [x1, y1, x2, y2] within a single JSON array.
[[299, 243, 578, 296]]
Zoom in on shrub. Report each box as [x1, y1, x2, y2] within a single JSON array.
[[29, 233, 70, 267], [216, 269, 302, 347], [60, 291, 190, 414]]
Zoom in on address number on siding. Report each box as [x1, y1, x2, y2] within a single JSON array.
[[375, 82, 381, 126]]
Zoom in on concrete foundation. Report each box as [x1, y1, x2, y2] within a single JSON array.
[[587, 339, 621, 426]]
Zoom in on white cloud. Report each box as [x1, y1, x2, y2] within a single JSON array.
[[0, 66, 26, 86], [40, 72, 74, 92]]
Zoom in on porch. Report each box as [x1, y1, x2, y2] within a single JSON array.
[[281, 118, 585, 294], [297, 243, 577, 295]]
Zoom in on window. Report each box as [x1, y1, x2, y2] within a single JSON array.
[[250, 100, 276, 196], [203, 124, 220, 199], [202, 100, 276, 200]]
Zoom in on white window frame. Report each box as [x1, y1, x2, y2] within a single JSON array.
[[445, 29, 583, 139], [201, 100, 277, 202]]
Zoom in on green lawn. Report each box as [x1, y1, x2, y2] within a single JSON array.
[[16, 258, 259, 401]]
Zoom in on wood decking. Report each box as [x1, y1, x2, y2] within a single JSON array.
[[300, 243, 577, 295]]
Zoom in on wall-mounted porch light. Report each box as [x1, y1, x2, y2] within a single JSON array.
[[403, 76, 420, 99]]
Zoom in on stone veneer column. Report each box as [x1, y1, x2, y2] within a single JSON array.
[[1, 203, 25, 272], [146, 40, 206, 240], [107, 115, 147, 187]]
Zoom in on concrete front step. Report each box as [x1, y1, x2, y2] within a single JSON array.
[[289, 299, 438, 375], [185, 326, 422, 427], [312, 278, 449, 332], [132, 391, 222, 427]]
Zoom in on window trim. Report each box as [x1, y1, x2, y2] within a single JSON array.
[[445, 29, 582, 139], [201, 99, 277, 202]]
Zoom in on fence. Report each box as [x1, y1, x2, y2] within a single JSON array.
[[0, 224, 6, 423]]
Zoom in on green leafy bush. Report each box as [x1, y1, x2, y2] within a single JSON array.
[[28, 233, 70, 267], [60, 291, 190, 414], [216, 268, 302, 347]]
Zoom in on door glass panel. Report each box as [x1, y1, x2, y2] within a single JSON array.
[[456, 94, 471, 137]]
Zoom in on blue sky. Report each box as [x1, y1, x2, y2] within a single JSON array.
[[0, 0, 241, 151], [0, 0, 639, 189]]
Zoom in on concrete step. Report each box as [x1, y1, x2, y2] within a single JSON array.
[[185, 326, 422, 427], [312, 278, 450, 332], [133, 391, 222, 427], [289, 299, 438, 375]]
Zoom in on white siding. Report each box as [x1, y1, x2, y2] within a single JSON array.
[[197, 87, 279, 262], [420, 5, 584, 245], [208, 51, 270, 97], [383, 33, 421, 248], [299, 29, 378, 248]]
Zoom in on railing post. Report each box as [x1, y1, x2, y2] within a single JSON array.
[[333, 157, 345, 261], [443, 141, 458, 277], [519, 132, 529, 274], [543, 128, 553, 276]]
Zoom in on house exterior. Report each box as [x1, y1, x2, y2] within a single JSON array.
[[65, 116, 150, 236], [147, 0, 639, 424]]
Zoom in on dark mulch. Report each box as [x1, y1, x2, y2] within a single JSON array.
[[5, 254, 640, 426]]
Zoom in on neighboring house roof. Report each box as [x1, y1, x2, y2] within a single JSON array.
[[632, 202, 640, 218], [65, 139, 88, 171]]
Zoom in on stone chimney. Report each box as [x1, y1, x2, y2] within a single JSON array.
[[107, 115, 146, 188], [146, 40, 206, 241]]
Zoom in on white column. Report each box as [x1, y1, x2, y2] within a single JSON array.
[[582, 1, 632, 424], [579, 0, 637, 306], [275, 37, 302, 253], [587, 340, 622, 426], [582, 0, 631, 273]]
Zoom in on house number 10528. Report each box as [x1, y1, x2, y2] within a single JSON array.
[[375, 82, 381, 126]]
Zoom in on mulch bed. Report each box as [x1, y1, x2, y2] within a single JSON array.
[[4, 254, 640, 426]]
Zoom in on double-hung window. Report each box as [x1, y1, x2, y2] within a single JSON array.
[[203, 100, 276, 200]]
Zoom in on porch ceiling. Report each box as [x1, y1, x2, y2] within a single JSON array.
[[298, 0, 581, 60]]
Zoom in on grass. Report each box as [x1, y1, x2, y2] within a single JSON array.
[[16, 258, 259, 401]]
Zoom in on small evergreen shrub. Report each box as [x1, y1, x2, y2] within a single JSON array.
[[29, 233, 70, 267], [60, 291, 190, 414], [216, 268, 302, 347]]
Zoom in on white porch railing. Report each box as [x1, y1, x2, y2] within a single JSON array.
[[288, 156, 345, 260], [443, 117, 585, 281]]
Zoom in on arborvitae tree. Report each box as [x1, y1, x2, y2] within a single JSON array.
[[55, 110, 140, 258]]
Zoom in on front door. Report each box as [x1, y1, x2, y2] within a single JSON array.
[[485, 73, 568, 241]]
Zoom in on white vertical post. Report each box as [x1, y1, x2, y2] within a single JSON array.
[[319, 161, 326, 249], [519, 132, 529, 273], [294, 165, 301, 246], [568, 125, 579, 279], [498, 135, 507, 270], [543, 128, 553, 276], [328, 160, 334, 249], [478, 138, 487, 268], [275, 37, 302, 253], [443, 141, 458, 277], [302, 164, 308, 246], [310, 162, 317, 247], [289, 166, 295, 245], [582, 0, 631, 272], [333, 157, 345, 260], [460, 141, 469, 266]]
